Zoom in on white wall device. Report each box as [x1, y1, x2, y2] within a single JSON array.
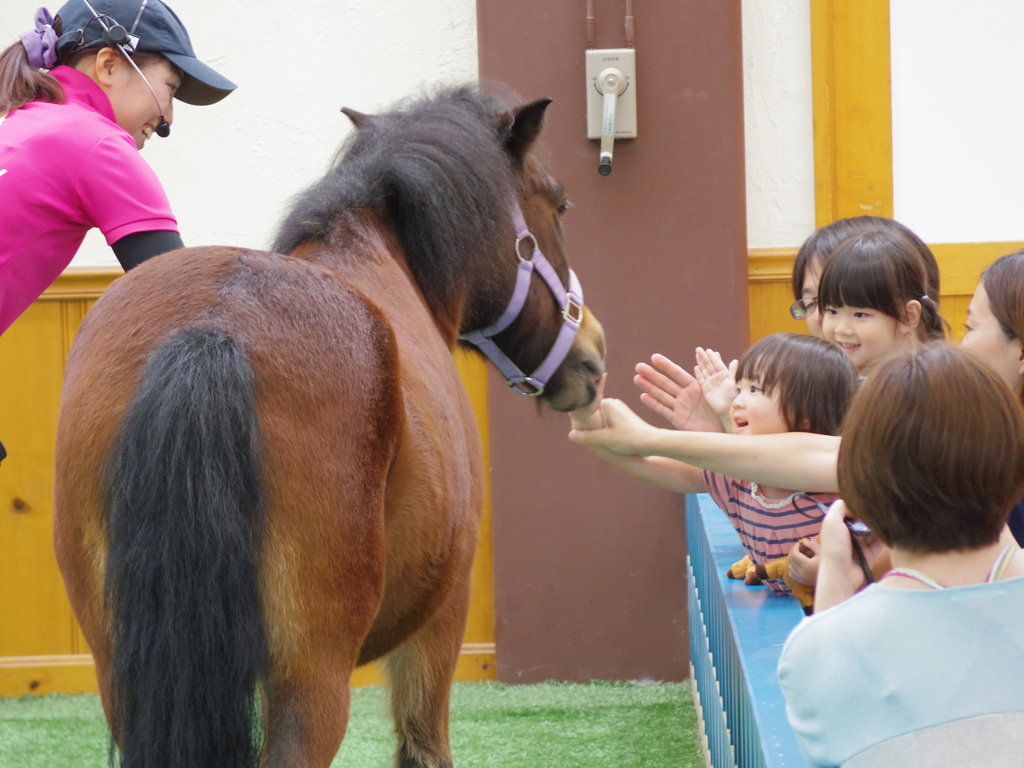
[[586, 48, 637, 176]]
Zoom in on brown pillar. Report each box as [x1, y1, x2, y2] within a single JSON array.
[[478, 0, 747, 682]]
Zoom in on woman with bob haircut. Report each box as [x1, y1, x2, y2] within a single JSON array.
[[778, 345, 1024, 767]]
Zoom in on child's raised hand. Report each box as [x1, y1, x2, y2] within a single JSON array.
[[569, 374, 607, 431], [634, 354, 724, 433], [695, 347, 738, 418], [568, 398, 655, 455]]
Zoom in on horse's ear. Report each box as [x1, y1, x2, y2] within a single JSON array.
[[503, 98, 552, 162], [341, 107, 375, 128]]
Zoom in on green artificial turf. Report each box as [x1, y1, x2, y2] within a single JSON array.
[[0, 680, 702, 767]]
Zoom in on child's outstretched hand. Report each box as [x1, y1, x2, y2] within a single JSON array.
[[569, 374, 607, 431], [695, 347, 739, 419], [634, 354, 724, 433], [568, 398, 656, 455]]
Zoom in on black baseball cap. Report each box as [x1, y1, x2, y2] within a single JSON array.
[[55, 0, 236, 105]]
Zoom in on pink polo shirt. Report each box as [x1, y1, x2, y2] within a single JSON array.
[[0, 66, 177, 335]]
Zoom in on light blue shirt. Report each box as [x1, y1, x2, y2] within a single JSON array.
[[777, 577, 1024, 767]]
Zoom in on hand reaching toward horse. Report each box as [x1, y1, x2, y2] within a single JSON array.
[[569, 374, 607, 431], [634, 353, 725, 433], [568, 398, 659, 456], [695, 347, 738, 420]]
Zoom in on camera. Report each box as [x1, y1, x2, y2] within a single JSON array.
[[845, 518, 871, 537]]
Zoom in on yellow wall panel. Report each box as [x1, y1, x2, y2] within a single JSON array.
[[812, 0, 893, 225], [454, 348, 495, 657], [748, 280, 807, 344], [0, 301, 78, 658]]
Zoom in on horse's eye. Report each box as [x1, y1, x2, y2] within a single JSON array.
[[557, 200, 573, 217]]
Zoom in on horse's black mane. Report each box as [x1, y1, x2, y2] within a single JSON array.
[[272, 86, 516, 310]]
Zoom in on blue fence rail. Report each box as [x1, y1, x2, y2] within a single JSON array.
[[686, 493, 809, 768]]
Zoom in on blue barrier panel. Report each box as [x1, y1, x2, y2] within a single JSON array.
[[686, 493, 809, 768]]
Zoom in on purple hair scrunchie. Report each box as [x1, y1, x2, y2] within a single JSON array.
[[19, 8, 58, 71]]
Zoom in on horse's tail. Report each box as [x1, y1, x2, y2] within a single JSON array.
[[104, 327, 266, 768]]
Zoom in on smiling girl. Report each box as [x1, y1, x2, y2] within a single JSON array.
[[818, 230, 947, 377], [789, 217, 941, 339], [570, 334, 858, 595]]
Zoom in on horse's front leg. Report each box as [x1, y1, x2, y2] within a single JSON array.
[[384, 573, 472, 768]]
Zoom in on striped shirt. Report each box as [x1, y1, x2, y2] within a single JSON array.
[[702, 470, 836, 595]]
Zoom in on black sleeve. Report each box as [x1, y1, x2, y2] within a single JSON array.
[[111, 230, 185, 271]]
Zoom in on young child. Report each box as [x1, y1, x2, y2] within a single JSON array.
[[789, 216, 941, 339], [571, 333, 858, 596], [818, 229, 947, 377]]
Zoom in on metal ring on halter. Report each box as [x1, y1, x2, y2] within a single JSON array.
[[508, 376, 543, 396], [515, 233, 538, 262]]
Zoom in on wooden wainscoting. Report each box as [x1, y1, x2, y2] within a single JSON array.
[[0, 268, 495, 696], [748, 243, 1024, 345]]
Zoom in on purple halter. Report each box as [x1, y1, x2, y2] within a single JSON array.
[[460, 205, 584, 396]]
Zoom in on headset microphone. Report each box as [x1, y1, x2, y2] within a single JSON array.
[[80, 0, 171, 138]]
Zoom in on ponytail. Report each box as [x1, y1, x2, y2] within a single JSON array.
[[918, 294, 949, 342], [0, 11, 66, 115], [0, 41, 64, 115]]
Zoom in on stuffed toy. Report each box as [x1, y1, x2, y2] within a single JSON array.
[[726, 540, 816, 615]]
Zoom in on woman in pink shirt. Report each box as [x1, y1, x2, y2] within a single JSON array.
[[0, 0, 235, 462]]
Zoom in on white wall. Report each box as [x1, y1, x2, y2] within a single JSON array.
[[891, 0, 1024, 244], [740, 0, 815, 250], [740, 0, 1024, 249], [0, 0, 478, 267]]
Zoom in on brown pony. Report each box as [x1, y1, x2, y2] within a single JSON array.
[[52, 88, 605, 768]]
